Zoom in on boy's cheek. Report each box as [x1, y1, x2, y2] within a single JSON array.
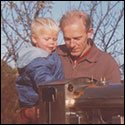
[[45, 46, 56, 53]]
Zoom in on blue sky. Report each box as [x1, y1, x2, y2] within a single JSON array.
[[51, 1, 81, 21], [45, 1, 82, 45], [1, 1, 81, 61], [1, 1, 124, 68], [47, 1, 124, 66]]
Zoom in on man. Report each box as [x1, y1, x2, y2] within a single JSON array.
[[57, 10, 121, 83]]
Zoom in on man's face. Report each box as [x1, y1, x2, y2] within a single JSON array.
[[62, 19, 93, 57], [31, 28, 58, 53]]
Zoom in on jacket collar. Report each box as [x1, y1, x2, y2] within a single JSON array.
[[57, 39, 98, 64], [57, 39, 99, 63], [68, 44, 98, 65]]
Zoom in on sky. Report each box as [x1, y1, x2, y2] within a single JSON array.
[[45, 1, 82, 45], [1, 1, 124, 69], [1, 1, 81, 67]]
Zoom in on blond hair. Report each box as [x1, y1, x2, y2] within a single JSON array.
[[60, 10, 91, 32], [31, 17, 59, 35]]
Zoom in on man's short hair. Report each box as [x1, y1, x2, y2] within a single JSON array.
[[60, 10, 92, 32]]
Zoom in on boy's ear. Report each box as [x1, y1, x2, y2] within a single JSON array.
[[31, 34, 37, 44]]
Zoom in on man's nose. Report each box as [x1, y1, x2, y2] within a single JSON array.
[[70, 39, 75, 48]]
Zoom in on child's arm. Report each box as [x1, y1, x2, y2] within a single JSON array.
[[26, 57, 56, 88]]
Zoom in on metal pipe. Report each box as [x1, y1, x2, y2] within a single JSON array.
[[48, 102, 51, 124]]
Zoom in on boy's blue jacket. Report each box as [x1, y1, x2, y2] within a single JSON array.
[[16, 43, 64, 107]]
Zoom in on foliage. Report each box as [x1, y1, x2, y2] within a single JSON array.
[[1, 61, 26, 124]]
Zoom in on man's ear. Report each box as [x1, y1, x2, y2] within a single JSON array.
[[87, 28, 93, 38], [31, 34, 37, 44]]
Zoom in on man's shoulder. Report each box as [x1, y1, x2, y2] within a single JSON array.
[[91, 44, 117, 64], [103, 52, 117, 64], [95, 46, 117, 64]]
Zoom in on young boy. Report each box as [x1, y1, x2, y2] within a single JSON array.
[[16, 17, 64, 122]]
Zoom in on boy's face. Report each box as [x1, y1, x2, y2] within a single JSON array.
[[31, 28, 58, 53]]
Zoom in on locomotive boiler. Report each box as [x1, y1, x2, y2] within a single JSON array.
[[38, 77, 124, 124]]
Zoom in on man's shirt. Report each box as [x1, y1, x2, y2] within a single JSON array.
[[57, 42, 121, 83]]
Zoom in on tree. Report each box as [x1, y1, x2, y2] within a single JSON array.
[[1, 1, 53, 67], [76, 1, 124, 80], [1, 1, 124, 80]]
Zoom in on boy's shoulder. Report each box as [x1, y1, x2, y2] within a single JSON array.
[[16, 43, 50, 68]]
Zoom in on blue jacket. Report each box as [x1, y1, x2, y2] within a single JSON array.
[[16, 43, 64, 107]]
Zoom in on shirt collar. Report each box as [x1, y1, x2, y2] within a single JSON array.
[[70, 44, 98, 64], [72, 46, 92, 65], [57, 39, 98, 64], [84, 44, 98, 63]]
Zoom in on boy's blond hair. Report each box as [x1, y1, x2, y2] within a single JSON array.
[[31, 17, 59, 35]]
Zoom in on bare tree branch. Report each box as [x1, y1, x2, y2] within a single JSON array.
[[105, 7, 124, 50], [1, 1, 53, 65], [75, 1, 124, 79]]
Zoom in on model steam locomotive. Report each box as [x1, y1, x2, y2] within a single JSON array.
[[38, 77, 124, 124]]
